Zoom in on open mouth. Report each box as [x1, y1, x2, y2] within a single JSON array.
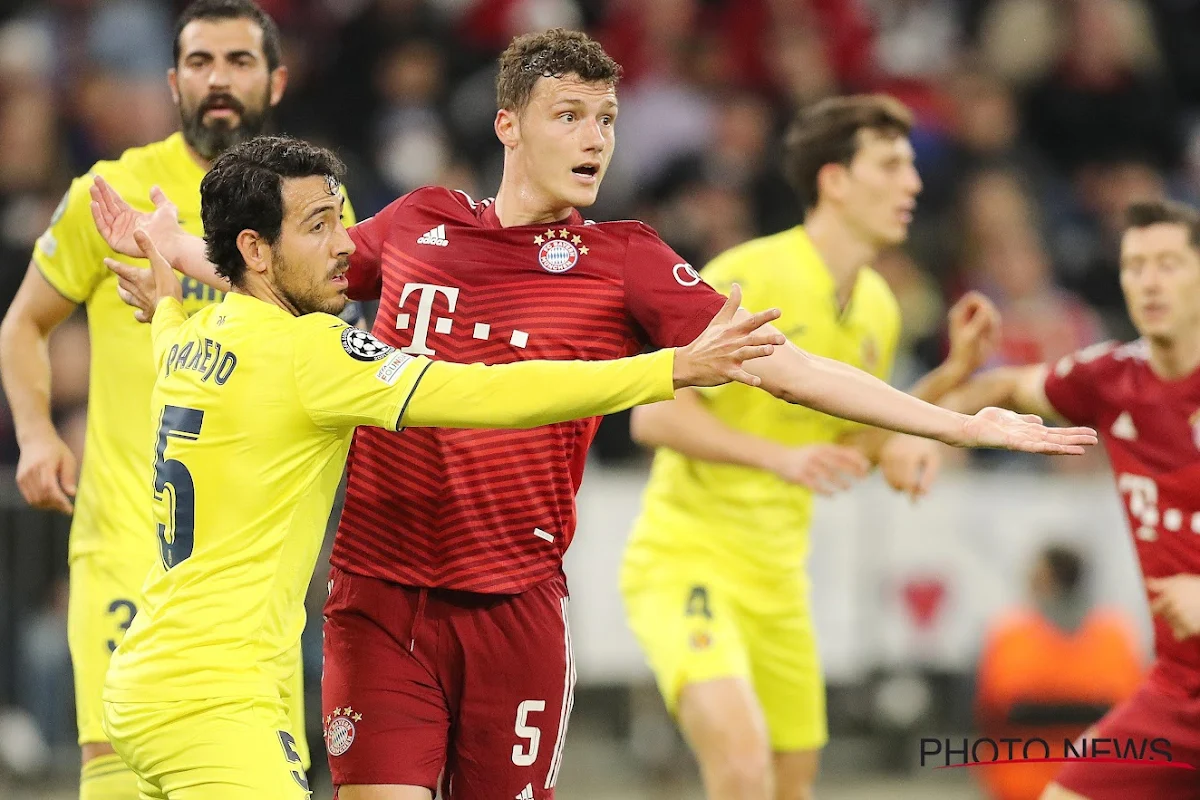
[[572, 164, 599, 180]]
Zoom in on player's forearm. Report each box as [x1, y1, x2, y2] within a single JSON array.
[[842, 356, 976, 462], [162, 231, 228, 290], [750, 343, 971, 446], [939, 368, 1026, 415], [403, 350, 676, 429], [0, 313, 57, 446], [630, 393, 785, 471]]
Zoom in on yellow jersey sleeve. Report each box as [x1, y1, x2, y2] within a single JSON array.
[[293, 317, 424, 431], [403, 350, 676, 429], [152, 298, 189, 368], [32, 176, 109, 303]]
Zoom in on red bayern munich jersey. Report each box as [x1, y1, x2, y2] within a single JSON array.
[[333, 187, 726, 593], [1044, 339, 1200, 695]]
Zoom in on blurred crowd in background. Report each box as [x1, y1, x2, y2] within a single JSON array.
[[0, 0, 1198, 793], [1, 0, 1199, 468]]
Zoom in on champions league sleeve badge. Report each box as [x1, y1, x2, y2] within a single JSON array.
[[341, 327, 396, 362]]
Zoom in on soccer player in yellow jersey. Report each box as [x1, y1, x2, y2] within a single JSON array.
[[0, 3, 353, 797], [100, 134, 783, 798], [621, 95, 1001, 800]]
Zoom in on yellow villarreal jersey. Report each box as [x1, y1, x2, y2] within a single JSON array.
[[628, 226, 901, 582], [104, 295, 428, 702], [32, 132, 357, 562]]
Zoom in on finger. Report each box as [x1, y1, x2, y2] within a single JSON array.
[[915, 454, 940, 497], [737, 327, 787, 347], [731, 344, 776, 363], [105, 257, 141, 281], [34, 463, 73, 514], [58, 449, 77, 496], [1018, 413, 1043, 424], [150, 185, 172, 209], [713, 284, 741, 324], [728, 367, 762, 388], [822, 446, 871, 475]]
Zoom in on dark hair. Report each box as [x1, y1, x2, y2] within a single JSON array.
[[496, 28, 621, 113], [783, 94, 914, 215], [1040, 544, 1085, 596], [1124, 200, 1200, 250], [174, 0, 282, 73], [200, 135, 345, 286]]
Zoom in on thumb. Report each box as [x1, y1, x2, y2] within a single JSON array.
[[133, 230, 174, 285], [58, 448, 77, 495], [150, 185, 172, 210]]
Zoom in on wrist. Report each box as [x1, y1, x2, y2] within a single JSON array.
[[755, 441, 790, 473], [15, 417, 59, 449]]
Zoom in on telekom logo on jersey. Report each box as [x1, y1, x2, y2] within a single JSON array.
[[394, 282, 532, 355], [1118, 473, 1200, 541]]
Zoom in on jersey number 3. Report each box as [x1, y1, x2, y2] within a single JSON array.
[[154, 405, 204, 570]]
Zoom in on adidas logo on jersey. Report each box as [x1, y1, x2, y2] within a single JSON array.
[[417, 224, 449, 247], [516, 783, 534, 800], [1111, 411, 1138, 441]]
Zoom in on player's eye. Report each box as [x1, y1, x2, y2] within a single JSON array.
[[601, 115, 614, 126], [559, 112, 575, 123], [312, 221, 325, 233]]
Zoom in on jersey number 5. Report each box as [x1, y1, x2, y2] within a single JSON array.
[[154, 405, 204, 569]]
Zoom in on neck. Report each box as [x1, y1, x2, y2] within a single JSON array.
[[492, 165, 575, 228], [1147, 331, 1200, 380], [232, 280, 301, 317], [803, 205, 879, 308], [183, 141, 213, 172]]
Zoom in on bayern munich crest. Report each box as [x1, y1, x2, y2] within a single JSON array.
[[534, 228, 589, 273], [324, 706, 362, 757]]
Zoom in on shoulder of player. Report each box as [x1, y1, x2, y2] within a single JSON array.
[[1051, 339, 1131, 380], [90, 136, 178, 185], [400, 185, 492, 217]]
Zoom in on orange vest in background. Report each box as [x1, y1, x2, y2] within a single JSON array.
[[974, 607, 1144, 800]]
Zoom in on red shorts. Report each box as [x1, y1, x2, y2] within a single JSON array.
[[1054, 680, 1200, 799], [321, 566, 575, 799]]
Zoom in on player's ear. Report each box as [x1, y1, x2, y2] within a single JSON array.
[[167, 68, 181, 106], [816, 162, 848, 204], [269, 65, 288, 108], [236, 230, 270, 277], [495, 108, 519, 150]]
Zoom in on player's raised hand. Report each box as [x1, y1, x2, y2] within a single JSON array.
[[15, 430, 77, 515], [878, 434, 943, 501], [1148, 575, 1200, 641], [765, 444, 870, 496], [89, 175, 183, 259], [956, 406, 1097, 454], [105, 230, 183, 323], [946, 291, 1001, 375], [673, 284, 786, 389]]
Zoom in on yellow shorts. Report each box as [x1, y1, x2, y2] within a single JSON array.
[[69, 554, 309, 767], [103, 696, 311, 800], [621, 573, 828, 752]]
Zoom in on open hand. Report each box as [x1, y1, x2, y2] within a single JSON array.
[[956, 407, 1097, 454], [672, 284, 786, 389]]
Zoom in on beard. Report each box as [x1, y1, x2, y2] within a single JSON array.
[[275, 251, 349, 316], [180, 89, 272, 161]]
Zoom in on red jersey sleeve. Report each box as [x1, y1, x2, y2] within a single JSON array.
[[622, 223, 726, 347], [1042, 341, 1119, 427], [346, 193, 414, 301]]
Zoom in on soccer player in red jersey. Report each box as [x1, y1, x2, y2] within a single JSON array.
[[944, 200, 1200, 799], [90, 30, 1095, 800]]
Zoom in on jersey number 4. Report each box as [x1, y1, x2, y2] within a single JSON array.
[[154, 405, 204, 570]]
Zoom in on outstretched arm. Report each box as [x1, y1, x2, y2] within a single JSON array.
[[743, 329, 1092, 454]]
